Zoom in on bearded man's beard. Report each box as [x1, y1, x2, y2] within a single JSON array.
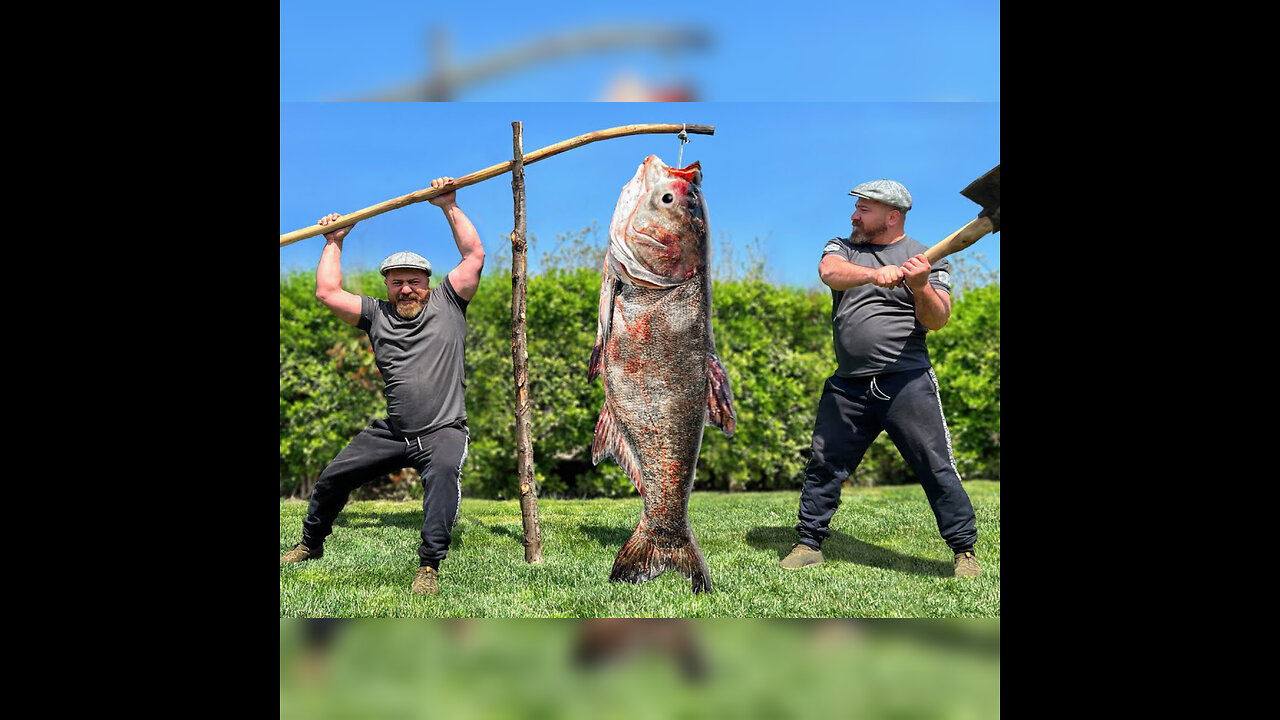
[[851, 218, 887, 244], [394, 295, 428, 319]]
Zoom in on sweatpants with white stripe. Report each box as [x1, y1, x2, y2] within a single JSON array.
[[796, 367, 977, 554], [301, 418, 468, 566]]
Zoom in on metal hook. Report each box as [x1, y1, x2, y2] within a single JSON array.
[[677, 123, 689, 166]]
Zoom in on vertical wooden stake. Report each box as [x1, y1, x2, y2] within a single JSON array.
[[510, 120, 544, 564]]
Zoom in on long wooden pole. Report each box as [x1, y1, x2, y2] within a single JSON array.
[[510, 121, 543, 564], [281, 123, 715, 247]]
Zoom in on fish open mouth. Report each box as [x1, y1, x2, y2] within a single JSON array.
[[666, 161, 701, 180]]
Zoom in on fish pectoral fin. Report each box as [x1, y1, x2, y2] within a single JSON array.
[[591, 404, 643, 494], [589, 258, 620, 382], [706, 352, 737, 437], [588, 344, 603, 383]]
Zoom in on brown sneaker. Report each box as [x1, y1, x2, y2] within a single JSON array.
[[281, 542, 323, 563], [780, 543, 824, 569], [954, 551, 982, 578], [412, 566, 439, 595]]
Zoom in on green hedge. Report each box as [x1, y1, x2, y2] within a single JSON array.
[[280, 268, 999, 499]]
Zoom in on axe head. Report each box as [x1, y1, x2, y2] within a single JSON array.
[[960, 164, 999, 233], [960, 164, 999, 212]]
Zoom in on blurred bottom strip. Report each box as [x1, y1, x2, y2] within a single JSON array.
[[281, 618, 999, 720]]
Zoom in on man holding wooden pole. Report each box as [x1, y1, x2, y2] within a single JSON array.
[[281, 177, 486, 597], [279, 124, 715, 579]]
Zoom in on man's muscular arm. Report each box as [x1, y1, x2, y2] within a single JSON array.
[[819, 253, 905, 290], [429, 177, 485, 302], [901, 253, 951, 330], [315, 213, 363, 327]]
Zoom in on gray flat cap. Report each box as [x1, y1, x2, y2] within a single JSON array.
[[849, 179, 912, 211], [379, 251, 432, 277]]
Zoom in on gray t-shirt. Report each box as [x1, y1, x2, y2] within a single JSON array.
[[359, 276, 469, 436], [821, 235, 952, 378]]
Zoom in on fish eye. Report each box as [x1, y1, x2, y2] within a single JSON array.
[[662, 193, 674, 204]]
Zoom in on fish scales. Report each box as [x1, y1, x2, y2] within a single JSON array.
[[605, 279, 707, 546]]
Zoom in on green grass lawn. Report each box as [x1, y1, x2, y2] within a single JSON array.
[[280, 481, 999, 618]]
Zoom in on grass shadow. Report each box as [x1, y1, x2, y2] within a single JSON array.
[[579, 523, 635, 550], [334, 510, 421, 531], [474, 520, 523, 543], [746, 525, 952, 578], [332, 510, 468, 550]]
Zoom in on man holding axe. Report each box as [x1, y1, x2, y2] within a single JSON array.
[[780, 168, 999, 578], [281, 177, 486, 596]]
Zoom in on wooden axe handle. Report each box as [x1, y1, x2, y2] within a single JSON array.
[[924, 215, 995, 264], [280, 123, 715, 247]]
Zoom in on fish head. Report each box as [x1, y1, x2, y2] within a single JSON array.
[[608, 155, 709, 288]]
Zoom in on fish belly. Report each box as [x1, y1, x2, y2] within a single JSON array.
[[603, 279, 708, 543]]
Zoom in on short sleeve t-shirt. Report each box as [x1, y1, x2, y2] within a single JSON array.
[[358, 275, 470, 436], [821, 235, 952, 378]]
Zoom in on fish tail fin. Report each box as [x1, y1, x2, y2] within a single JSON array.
[[610, 524, 712, 594], [706, 352, 737, 437], [592, 404, 643, 494]]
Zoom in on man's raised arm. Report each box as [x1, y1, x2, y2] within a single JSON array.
[[314, 213, 363, 326], [429, 177, 485, 301]]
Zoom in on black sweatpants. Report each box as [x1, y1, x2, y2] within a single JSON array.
[[301, 418, 469, 565], [796, 367, 977, 554]]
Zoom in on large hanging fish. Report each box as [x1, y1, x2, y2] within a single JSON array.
[[589, 154, 736, 594]]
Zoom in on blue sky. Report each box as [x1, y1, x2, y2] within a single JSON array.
[[280, 102, 999, 289], [280, 1, 999, 102]]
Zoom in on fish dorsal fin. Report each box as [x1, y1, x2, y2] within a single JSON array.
[[591, 403, 644, 494]]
